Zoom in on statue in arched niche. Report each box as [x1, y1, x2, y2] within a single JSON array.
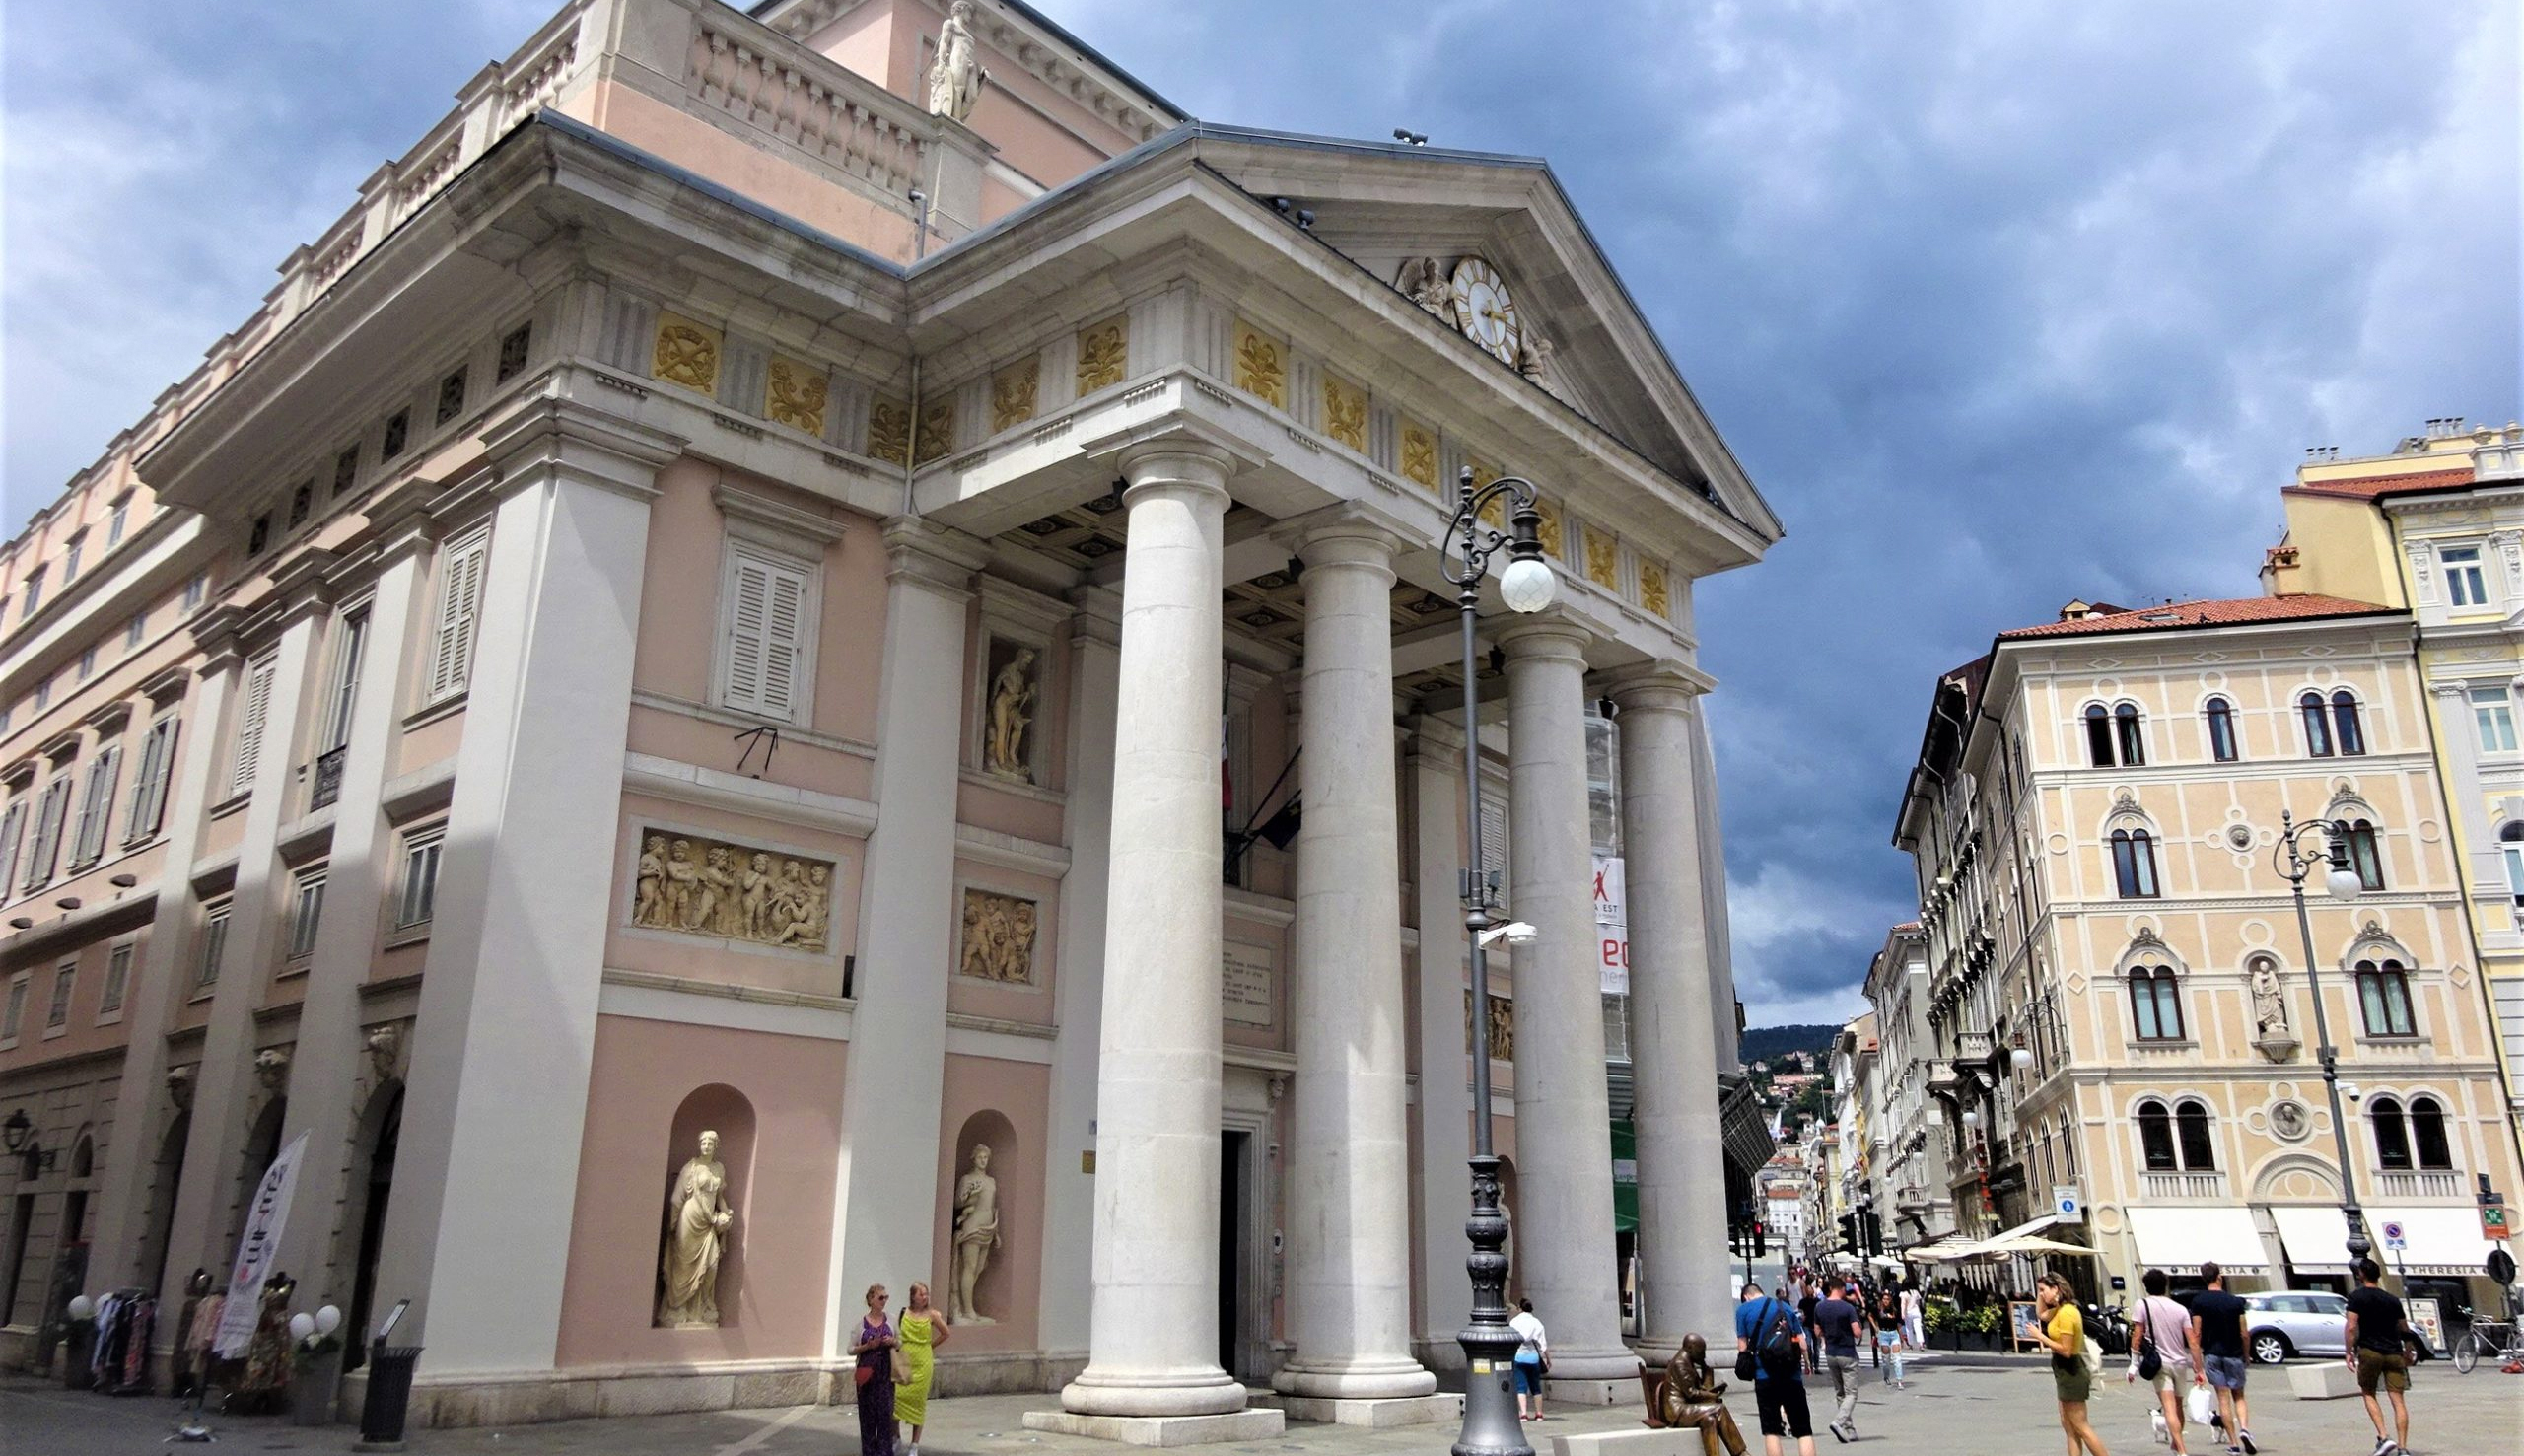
[[658, 1130, 736, 1327], [950, 1143, 1002, 1324]]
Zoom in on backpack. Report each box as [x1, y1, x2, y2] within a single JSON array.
[[1756, 1299, 1799, 1378], [2136, 1299, 2163, 1382]]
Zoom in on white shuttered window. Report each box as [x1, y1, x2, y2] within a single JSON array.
[[125, 714, 179, 844], [231, 654, 277, 798], [69, 743, 120, 867], [0, 802, 26, 896], [25, 776, 72, 890], [716, 544, 814, 724], [425, 527, 490, 703]]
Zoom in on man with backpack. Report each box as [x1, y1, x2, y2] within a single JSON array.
[[1736, 1282, 1818, 1456]]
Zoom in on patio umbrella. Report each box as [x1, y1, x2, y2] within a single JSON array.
[[1967, 1234, 2099, 1259]]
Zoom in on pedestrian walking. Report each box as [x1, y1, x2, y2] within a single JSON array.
[[1874, 1286, 1905, 1388], [850, 1284, 900, 1456], [2125, 1270, 2204, 1455], [896, 1281, 949, 1456], [1813, 1277, 1864, 1442], [2034, 1273, 2109, 1456], [1509, 1296, 1551, 1422], [2187, 1262, 2254, 1456], [1901, 1285, 1925, 1352], [1797, 1282, 1824, 1375], [2344, 1258, 2413, 1456], [1737, 1281, 1818, 1456]]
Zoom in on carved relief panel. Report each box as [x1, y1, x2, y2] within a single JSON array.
[[957, 888, 1040, 986], [629, 826, 835, 953]]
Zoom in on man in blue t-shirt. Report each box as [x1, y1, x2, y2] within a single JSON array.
[[1735, 1283, 1817, 1456], [1811, 1278, 1866, 1442]]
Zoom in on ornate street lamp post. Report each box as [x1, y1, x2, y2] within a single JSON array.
[[2275, 809, 2375, 1270], [1439, 466, 1557, 1456]]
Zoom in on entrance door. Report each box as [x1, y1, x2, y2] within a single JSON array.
[[344, 1088, 402, 1371], [1219, 1130, 1246, 1377]]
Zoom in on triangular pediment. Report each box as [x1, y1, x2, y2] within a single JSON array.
[[1184, 128, 1779, 541]]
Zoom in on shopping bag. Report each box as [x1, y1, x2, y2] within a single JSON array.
[[2185, 1384, 2214, 1426]]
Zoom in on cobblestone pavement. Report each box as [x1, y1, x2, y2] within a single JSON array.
[[9, 1354, 2520, 1456]]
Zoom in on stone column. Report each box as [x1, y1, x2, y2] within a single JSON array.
[[1271, 514, 1440, 1415], [1041, 440, 1276, 1439], [375, 402, 677, 1377], [1407, 714, 1473, 1369], [1609, 668, 1735, 1357], [828, 519, 984, 1351], [1037, 586, 1121, 1363], [1497, 618, 1634, 1391]]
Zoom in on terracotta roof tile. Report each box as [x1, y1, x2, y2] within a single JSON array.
[[1999, 593, 2397, 640], [2285, 467, 2474, 501]]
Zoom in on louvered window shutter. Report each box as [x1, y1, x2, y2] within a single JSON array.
[[0, 804, 24, 894], [28, 780, 70, 888], [232, 656, 276, 797], [72, 745, 118, 865], [128, 718, 178, 842], [721, 550, 808, 723], [429, 530, 488, 701]]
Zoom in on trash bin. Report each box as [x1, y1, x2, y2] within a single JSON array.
[[61, 1323, 96, 1390], [355, 1343, 422, 1451]]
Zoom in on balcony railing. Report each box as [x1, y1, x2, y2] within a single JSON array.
[[310, 746, 348, 810], [2372, 1170, 2465, 1199], [2141, 1170, 2226, 1200]]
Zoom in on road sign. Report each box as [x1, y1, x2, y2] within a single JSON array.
[[2380, 1219, 2408, 1252], [2485, 1206, 2511, 1242], [2053, 1186, 2084, 1224]]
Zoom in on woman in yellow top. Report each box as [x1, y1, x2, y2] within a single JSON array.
[[2034, 1274, 2108, 1456], [896, 1281, 951, 1456]]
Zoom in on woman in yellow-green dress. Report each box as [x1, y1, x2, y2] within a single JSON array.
[[896, 1282, 950, 1456]]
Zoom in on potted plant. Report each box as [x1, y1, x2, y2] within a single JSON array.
[[1969, 1303, 2001, 1351], [287, 1305, 346, 1425]]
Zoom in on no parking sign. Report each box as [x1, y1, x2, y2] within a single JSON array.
[[2380, 1219, 2407, 1252]]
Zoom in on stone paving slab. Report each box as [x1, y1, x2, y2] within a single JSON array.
[[8, 1356, 2520, 1456]]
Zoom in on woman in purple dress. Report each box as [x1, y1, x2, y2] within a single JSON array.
[[850, 1284, 899, 1456]]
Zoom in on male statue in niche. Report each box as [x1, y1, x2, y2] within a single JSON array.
[[984, 646, 1038, 782], [951, 1143, 1002, 1324]]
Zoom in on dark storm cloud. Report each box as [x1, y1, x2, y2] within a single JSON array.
[[7, 1, 2515, 1020]]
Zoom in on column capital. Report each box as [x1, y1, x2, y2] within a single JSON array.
[[1604, 660, 1717, 713], [1493, 613, 1590, 666], [2430, 680, 2472, 701], [1088, 410, 1262, 497], [478, 395, 684, 504], [881, 516, 989, 593], [1407, 714, 1468, 761], [1272, 502, 1419, 569]]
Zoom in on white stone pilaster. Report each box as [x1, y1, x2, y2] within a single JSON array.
[[376, 403, 677, 1376], [1272, 512, 1437, 1404], [827, 517, 986, 1351], [1406, 714, 1472, 1367], [1497, 617, 1633, 1387], [1609, 668, 1735, 1356], [1058, 440, 1249, 1420]]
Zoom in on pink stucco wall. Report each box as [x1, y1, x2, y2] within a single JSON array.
[[557, 1014, 846, 1366], [928, 1053, 1049, 1352]]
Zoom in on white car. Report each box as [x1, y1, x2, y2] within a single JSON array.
[[2243, 1291, 2349, 1363]]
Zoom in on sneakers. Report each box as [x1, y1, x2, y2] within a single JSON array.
[[1828, 1421, 1850, 1443], [2239, 1431, 2256, 1455]]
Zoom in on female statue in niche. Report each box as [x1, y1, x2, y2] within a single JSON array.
[[925, 0, 988, 123], [658, 1129, 736, 1327], [950, 1143, 1002, 1324], [984, 647, 1038, 781]]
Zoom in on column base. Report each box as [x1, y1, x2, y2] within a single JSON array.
[[1022, 1409, 1287, 1446], [1265, 1392, 1461, 1426], [1058, 1368, 1250, 1418], [1269, 1357, 1438, 1401]]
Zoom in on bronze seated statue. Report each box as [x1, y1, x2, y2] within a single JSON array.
[[1639, 1333, 1748, 1456]]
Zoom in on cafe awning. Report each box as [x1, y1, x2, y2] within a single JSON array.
[[2273, 1206, 2497, 1278], [2129, 1206, 2269, 1272]]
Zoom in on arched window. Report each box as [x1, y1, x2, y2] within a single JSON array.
[[2332, 691, 2366, 756], [2205, 696, 2238, 762], [2501, 822, 2524, 908], [2085, 705, 2115, 767], [2060, 1114, 2078, 1175], [2346, 819, 2385, 891], [2174, 1099, 2217, 1170], [2111, 829, 2161, 898], [2138, 1100, 2177, 1171], [2370, 1095, 2412, 1170], [2128, 967, 2185, 1040], [2355, 959, 2416, 1038], [2115, 704, 2146, 766], [2300, 691, 2334, 757], [2409, 1095, 2453, 1170]]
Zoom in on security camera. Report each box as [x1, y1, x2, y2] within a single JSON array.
[[2342, 1082, 2363, 1103]]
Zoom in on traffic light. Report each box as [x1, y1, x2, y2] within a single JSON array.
[[1838, 1213, 1858, 1251], [1751, 1221, 1767, 1258]]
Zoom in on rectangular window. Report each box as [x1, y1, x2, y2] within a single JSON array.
[[1, 974, 25, 1042], [125, 613, 145, 649], [381, 409, 410, 460], [230, 652, 277, 798], [99, 943, 132, 1017], [107, 497, 130, 548], [2442, 546, 2489, 608], [31, 679, 47, 712], [44, 962, 74, 1030], [332, 446, 360, 499], [21, 567, 43, 620], [63, 535, 84, 582], [124, 714, 180, 845], [288, 870, 326, 960], [76, 647, 95, 680], [183, 573, 207, 611], [716, 545, 813, 723], [436, 368, 468, 425], [498, 323, 533, 381], [195, 904, 231, 989], [322, 609, 369, 751], [0, 801, 25, 893], [396, 831, 444, 929], [2476, 686, 2518, 754], [425, 527, 489, 703], [68, 742, 121, 868], [2508, 841, 2524, 909], [23, 775, 72, 890]]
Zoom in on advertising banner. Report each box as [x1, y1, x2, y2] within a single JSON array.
[[1594, 855, 1629, 994], [213, 1131, 310, 1357]]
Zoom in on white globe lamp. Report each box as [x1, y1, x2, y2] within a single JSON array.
[[1500, 555, 1556, 614], [2009, 1047, 2035, 1071]]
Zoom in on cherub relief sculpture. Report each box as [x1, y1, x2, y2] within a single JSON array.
[[631, 828, 833, 952]]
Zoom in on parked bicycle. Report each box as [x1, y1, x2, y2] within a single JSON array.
[[2450, 1317, 2521, 1373]]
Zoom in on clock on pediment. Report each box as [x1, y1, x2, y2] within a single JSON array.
[[1448, 257, 1522, 366]]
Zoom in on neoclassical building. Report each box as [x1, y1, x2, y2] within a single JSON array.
[[0, 0, 1775, 1433], [1895, 591, 2520, 1309]]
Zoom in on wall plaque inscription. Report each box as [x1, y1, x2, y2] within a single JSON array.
[[1223, 943, 1274, 1027]]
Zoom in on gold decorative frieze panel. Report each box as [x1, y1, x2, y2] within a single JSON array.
[[1321, 373, 1367, 451], [654, 313, 724, 394], [1582, 523, 1621, 591], [632, 828, 833, 952], [1640, 560, 1670, 619], [992, 356, 1041, 433], [765, 356, 829, 436], [1469, 457, 1506, 528], [914, 397, 957, 464], [958, 887, 1039, 985], [1077, 316, 1128, 394], [1400, 419, 1439, 492], [1232, 319, 1286, 409], [868, 396, 911, 465], [1464, 990, 1514, 1062], [1536, 497, 1566, 559]]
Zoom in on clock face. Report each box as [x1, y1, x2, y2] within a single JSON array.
[[1449, 257, 1521, 365]]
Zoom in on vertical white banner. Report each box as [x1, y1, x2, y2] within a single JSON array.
[[1593, 854, 1629, 994], [213, 1130, 310, 1357]]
